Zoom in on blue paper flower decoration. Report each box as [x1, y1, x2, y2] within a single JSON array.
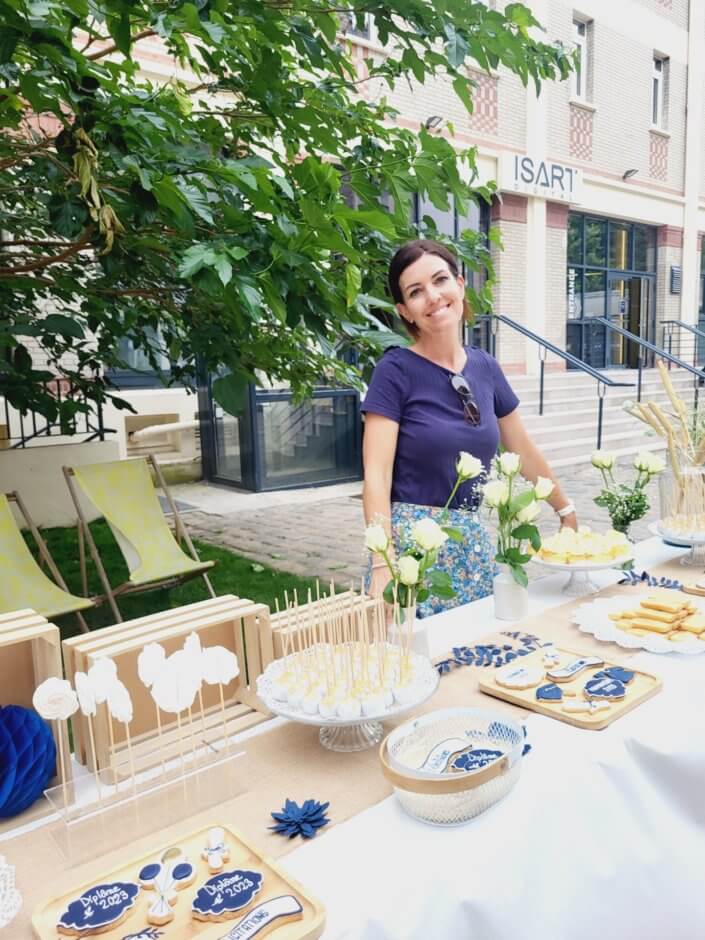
[[0, 705, 56, 818], [270, 799, 330, 839]]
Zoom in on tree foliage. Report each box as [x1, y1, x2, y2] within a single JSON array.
[[0, 0, 572, 421]]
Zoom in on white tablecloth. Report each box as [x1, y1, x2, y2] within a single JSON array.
[[280, 539, 705, 939]]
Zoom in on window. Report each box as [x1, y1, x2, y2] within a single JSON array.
[[340, 11, 371, 40], [107, 328, 175, 388], [571, 19, 589, 100], [652, 56, 668, 128]]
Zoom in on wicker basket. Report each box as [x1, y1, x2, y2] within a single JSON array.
[[379, 707, 524, 826]]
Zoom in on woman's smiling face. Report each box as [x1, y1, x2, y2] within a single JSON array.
[[396, 252, 465, 337]]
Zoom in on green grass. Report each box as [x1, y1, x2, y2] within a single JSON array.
[[27, 520, 329, 640]]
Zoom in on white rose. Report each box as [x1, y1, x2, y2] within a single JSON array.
[[483, 479, 510, 508], [591, 450, 615, 470], [498, 452, 521, 476], [398, 555, 420, 586], [411, 517, 448, 552], [534, 476, 555, 500], [364, 523, 389, 554], [32, 677, 79, 721], [516, 500, 541, 524], [456, 451, 483, 480], [634, 451, 665, 474]]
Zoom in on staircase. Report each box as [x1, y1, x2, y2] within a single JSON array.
[[510, 367, 700, 468]]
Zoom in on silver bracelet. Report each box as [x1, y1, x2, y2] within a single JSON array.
[[556, 501, 576, 519]]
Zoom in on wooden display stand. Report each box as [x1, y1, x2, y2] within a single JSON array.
[[270, 589, 384, 659], [479, 645, 662, 730], [32, 823, 326, 939], [62, 595, 274, 776], [0, 608, 72, 832]]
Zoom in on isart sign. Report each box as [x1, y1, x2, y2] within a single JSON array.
[[499, 153, 582, 203]]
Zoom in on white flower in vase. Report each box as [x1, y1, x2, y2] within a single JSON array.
[[498, 452, 521, 476], [398, 555, 420, 586], [364, 523, 389, 554], [483, 480, 510, 508], [516, 500, 541, 524], [534, 476, 555, 500]]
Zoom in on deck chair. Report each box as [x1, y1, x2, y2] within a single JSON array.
[[63, 454, 216, 622], [0, 491, 93, 632]]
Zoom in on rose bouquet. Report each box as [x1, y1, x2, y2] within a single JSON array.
[[591, 450, 665, 536], [482, 452, 554, 587]]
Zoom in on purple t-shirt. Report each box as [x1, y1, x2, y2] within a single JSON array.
[[361, 346, 519, 510]]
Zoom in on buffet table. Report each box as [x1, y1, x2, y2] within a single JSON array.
[[3, 537, 705, 939]]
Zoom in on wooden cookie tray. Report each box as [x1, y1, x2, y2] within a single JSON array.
[[32, 824, 325, 940], [478, 645, 661, 730]]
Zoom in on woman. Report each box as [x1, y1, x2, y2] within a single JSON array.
[[362, 239, 577, 616]]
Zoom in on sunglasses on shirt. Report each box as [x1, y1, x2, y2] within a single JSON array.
[[450, 373, 481, 427]]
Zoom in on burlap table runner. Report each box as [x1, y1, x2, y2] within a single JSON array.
[[4, 558, 690, 937]]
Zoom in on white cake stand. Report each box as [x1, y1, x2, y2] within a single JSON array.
[[258, 652, 440, 752], [531, 556, 634, 596], [650, 521, 705, 567]]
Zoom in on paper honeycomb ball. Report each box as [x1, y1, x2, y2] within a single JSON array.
[[0, 705, 56, 818]]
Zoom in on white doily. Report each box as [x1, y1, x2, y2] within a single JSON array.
[[0, 854, 22, 929]]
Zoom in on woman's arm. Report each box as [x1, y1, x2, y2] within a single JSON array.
[[362, 413, 400, 597], [498, 409, 578, 530]]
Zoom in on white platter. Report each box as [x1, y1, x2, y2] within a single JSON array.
[[257, 646, 440, 751], [572, 594, 705, 655]]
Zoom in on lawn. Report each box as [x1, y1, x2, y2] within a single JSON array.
[[28, 520, 331, 639]]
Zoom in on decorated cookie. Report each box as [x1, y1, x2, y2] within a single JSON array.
[[216, 895, 304, 940], [495, 663, 544, 690], [541, 644, 561, 667], [535, 683, 562, 702], [562, 700, 611, 715], [192, 870, 263, 922], [418, 737, 469, 774], [202, 827, 230, 874], [450, 748, 503, 772], [121, 929, 164, 940], [139, 856, 195, 927], [583, 676, 627, 701], [547, 656, 603, 683], [592, 666, 635, 685], [57, 882, 140, 936]]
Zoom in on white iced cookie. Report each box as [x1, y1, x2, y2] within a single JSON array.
[[495, 663, 544, 690]]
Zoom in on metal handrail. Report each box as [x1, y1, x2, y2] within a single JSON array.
[[476, 314, 634, 449], [661, 319, 705, 371], [595, 317, 705, 410]]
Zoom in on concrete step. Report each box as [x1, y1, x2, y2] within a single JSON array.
[[549, 440, 666, 469], [537, 426, 667, 463], [526, 412, 662, 446]]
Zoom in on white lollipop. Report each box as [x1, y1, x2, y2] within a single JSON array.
[[201, 646, 239, 686], [73, 671, 96, 718], [150, 651, 199, 715], [32, 677, 79, 721], [87, 657, 117, 704], [106, 679, 133, 724], [137, 642, 166, 689], [0, 855, 21, 929]]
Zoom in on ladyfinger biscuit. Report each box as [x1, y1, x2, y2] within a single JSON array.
[[629, 617, 673, 634]]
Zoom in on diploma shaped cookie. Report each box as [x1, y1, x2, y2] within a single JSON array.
[[547, 655, 603, 683], [192, 869, 263, 922], [495, 663, 544, 690], [57, 882, 140, 936], [201, 827, 230, 874]]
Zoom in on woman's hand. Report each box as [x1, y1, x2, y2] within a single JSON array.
[[559, 511, 578, 531], [368, 564, 391, 601]]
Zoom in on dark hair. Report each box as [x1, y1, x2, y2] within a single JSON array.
[[387, 239, 470, 337]]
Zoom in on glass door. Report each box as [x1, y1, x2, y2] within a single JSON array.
[[607, 276, 651, 368]]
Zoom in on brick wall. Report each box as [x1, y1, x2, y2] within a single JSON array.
[[655, 226, 684, 337], [490, 196, 528, 370], [545, 204, 568, 360], [636, 0, 689, 29]]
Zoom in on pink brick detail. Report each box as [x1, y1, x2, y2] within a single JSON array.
[[468, 69, 498, 137], [546, 202, 569, 230], [657, 225, 683, 248], [491, 193, 527, 223], [569, 105, 593, 161], [649, 132, 668, 182], [657, 0, 673, 7]]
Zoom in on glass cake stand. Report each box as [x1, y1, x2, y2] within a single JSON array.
[[531, 556, 634, 596], [651, 521, 705, 567], [258, 652, 440, 752]]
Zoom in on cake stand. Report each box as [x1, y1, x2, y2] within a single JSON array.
[[531, 555, 634, 596], [257, 651, 440, 752], [650, 521, 705, 567]]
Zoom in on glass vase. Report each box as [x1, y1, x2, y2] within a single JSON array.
[[658, 463, 705, 565], [493, 564, 529, 621]]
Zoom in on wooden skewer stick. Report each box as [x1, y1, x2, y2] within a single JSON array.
[[123, 720, 138, 799], [106, 703, 118, 787], [175, 710, 187, 776], [86, 714, 104, 802], [56, 719, 70, 812], [218, 683, 229, 755], [154, 704, 167, 777]]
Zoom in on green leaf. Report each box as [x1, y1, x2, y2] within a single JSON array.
[[444, 25, 469, 68], [430, 583, 456, 600], [214, 254, 233, 286], [212, 372, 250, 417], [441, 525, 464, 543], [227, 246, 249, 261], [346, 263, 361, 307], [179, 245, 214, 279], [509, 489, 535, 515], [452, 75, 474, 113], [511, 523, 541, 551], [0, 28, 20, 64], [505, 547, 531, 565], [510, 564, 529, 588], [41, 314, 84, 339]]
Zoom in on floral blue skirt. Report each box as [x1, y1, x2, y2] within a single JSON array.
[[365, 502, 496, 619]]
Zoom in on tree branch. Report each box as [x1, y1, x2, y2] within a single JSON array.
[[86, 28, 157, 60], [0, 228, 95, 277]]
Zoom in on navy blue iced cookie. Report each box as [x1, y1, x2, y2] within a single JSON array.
[[450, 748, 504, 772], [57, 882, 140, 935], [584, 676, 627, 700], [536, 683, 562, 702], [192, 869, 263, 921], [592, 666, 635, 685]]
